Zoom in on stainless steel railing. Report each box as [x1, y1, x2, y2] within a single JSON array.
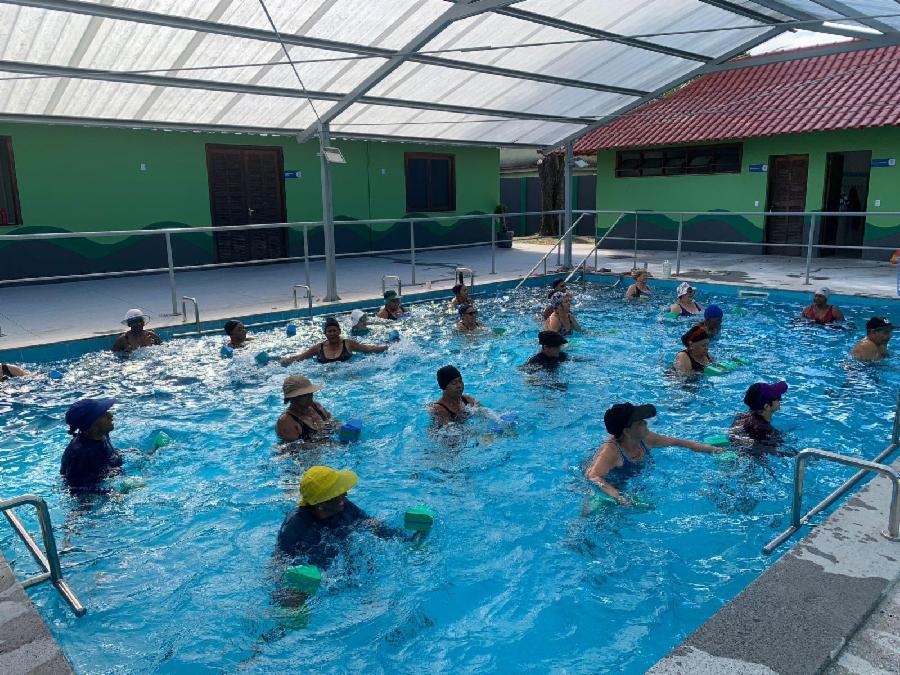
[[564, 216, 622, 284], [455, 267, 475, 290], [0, 494, 85, 616], [292, 284, 312, 316], [382, 275, 402, 298], [513, 214, 587, 290], [181, 296, 200, 335]]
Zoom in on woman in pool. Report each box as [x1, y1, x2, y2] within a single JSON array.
[[449, 283, 471, 310], [0, 363, 28, 381], [111, 308, 162, 353], [801, 287, 844, 324], [377, 290, 408, 320], [429, 365, 480, 427], [625, 270, 651, 300], [280, 317, 389, 365], [673, 325, 715, 375], [276, 375, 336, 443], [669, 283, 702, 316], [349, 309, 369, 335], [729, 381, 788, 456], [223, 319, 250, 348], [455, 303, 483, 332], [544, 292, 582, 335], [584, 403, 723, 504], [60, 398, 125, 490]]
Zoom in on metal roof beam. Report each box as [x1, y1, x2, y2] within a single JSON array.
[[807, 0, 898, 35], [695, 0, 784, 24], [6, 0, 642, 97], [748, 0, 889, 38], [493, 7, 713, 62], [0, 60, 594, 125], [702, 34, 900, 71], [545, 26, 790, 152], [0, 112, 546, 148]]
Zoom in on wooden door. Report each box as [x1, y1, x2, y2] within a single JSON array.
[[207, 145, 287, 263], [764, 155, 808, 256]]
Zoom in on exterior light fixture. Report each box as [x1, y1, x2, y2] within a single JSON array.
[[322, 146, 346, 164]]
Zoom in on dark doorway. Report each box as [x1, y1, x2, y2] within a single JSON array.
[[206, 145, 287, 264], [819, 150, 870, 258], [765, 155, 809, 256]]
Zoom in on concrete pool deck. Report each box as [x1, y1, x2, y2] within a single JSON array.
[[1, 241, 897, 350]]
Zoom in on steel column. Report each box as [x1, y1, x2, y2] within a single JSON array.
[[675, 215, 684, 276], [409, 220, 417, 285], [302, 224, 311, 290], [804, 215, 817, 286], [319, 124, 339, 302], [563, 140, 574, 269], [164, 232, 178, 316]]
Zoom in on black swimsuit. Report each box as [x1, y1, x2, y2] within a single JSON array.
[[285, 404, 329, 440], [1, 364, 12, 380], [434, 396, 474, 422], [680, 349, 707, 373], [316, 340, 352, 363]]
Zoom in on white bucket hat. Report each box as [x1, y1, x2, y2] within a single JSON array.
[[350, 309, 366, 328], [122, 308, 149, 325]]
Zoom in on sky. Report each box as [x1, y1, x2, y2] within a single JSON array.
[[748, 29, 852, 54]]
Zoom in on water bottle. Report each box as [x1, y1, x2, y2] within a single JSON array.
[[661, 260, 672, 279]]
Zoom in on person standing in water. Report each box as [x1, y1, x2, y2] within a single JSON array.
[[111, 309, 162, 353], [276, 376, 336, 443], [625, 270, 651, 300], [223, 319, 250, 348], [455, 304, 483, 332], [544, 292, 582, 335], [60, 398, 125, 490], [378, 290, 408, 320], [851, 317, 893, 362], [429, 365, 480, 427], [801, 288, 844, 325], [280, 317, 389, 365]]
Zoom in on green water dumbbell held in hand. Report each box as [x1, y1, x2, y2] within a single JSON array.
[[704, 434, 730, 448], [284, 564, 322, 596], [404, 505, 435, 533]]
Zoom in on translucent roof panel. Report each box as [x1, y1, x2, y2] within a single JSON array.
[[0, 0, 894, 147]]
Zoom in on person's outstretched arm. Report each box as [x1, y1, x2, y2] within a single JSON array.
[[347, 340, 389, 354], [279, 344, 320, 366], [645, 430, 722, 453]]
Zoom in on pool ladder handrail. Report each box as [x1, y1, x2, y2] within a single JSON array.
[[513, 214, 586, 291], [763, 391, 900, 554], [0, 494, 86, 616], [382, 275, 402, 298], [564, 216, 618, 285], [181, 296, 200, 335], [292, 284, 312, 316], [454, 267, 476, 290]]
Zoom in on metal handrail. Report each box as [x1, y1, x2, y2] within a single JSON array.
[[455, 267, 475, 290], [292, 284, 312, 316], [513, 214, 587, 290], [382, 275, 402, 298], [564, 216, 621, 283], [0, 494, 86, 616], [181, 296, 200, 335]]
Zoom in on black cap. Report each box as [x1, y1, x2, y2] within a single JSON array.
[[604, 403, 657, 438], [323, 316, 340, 330], [223, 319, 240, 335], [866, 317, 894, 332], [538, 330, 568, 347], [436, 365, 462, 390]]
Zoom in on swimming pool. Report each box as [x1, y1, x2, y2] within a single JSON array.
[[2, 278, 898, 674]]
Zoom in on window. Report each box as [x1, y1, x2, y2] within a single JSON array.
[[0, 137, 22, 225], [405, 153, 455, 211], [615, 143, 742, 178]]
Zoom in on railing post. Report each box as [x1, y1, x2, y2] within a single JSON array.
[[164, 233, 179, 316], [594, 231, 598, 271], [303, 224, 311, 290], [675, 215, 684, 276], [804, 214, 817, 285], [791, 453, 808, 529], [887, 477, 900, 541], [490, 215, 496, 275], [557, 214, 562, 266], [409, 220, 416, 285], [893, 388, 900, 445], [632, 212, 638, 271]]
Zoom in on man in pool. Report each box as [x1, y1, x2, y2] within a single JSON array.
[[276, 466, 409, 569], [851, 317, 893, 362], [542, 279, 567, 320], [60, 398, 125, 489], [584, 403, 723, 504], [377, 290, 408, 320], [430, 365, 480, 427], [729, 381, 788, 456], [524, 330, 569, 369], [223, 319, 250, 348], [111, 309, 162, 353], [801, 287, 844, 324], [455, 303, 483, 332]]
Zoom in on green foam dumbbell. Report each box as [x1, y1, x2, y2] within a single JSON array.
[[152, 431, 171, 450], [704, 434, 730, 448], [704, 364, 728, 376], [404, 505, 435, 532], [284, 564, 322, 596], [117, 477, 147, 494]]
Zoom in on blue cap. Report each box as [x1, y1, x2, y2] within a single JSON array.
[[65, 398, 117, 434], [704, 304, 724, 320]]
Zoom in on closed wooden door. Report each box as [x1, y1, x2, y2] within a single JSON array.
[[207, 145, 286, 263], [764, 155, 808, 256]]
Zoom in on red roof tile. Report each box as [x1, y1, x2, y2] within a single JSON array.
[[572, 44, 900, 154]]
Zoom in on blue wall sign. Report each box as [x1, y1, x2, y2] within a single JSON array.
[[284, 170, 302, 179], [748, 164, 768, 173], [872, 158, 896, 168]]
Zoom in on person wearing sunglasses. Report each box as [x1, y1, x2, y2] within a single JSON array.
[[455, 303, 483, 332]]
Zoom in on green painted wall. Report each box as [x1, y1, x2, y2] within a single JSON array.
[[595, 127, 900, 258], [0, 123, 499, 279]]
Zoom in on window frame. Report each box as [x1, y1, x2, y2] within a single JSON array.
[[615, 143, 743, 178], [404, 152, 456, 212], [0, 136, 23, 226]]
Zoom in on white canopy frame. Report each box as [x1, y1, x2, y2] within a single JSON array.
[[0, 0, 897, 298]]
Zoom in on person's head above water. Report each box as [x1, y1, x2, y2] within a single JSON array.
[[703, 305, 724, 334], [550, 279, 567, 296], [322, 316, 341, 341], [681, 325, 709, 348], [436, 365, 463, 397], [676, 282, 695, 299], [813, 287, 831, 306], [223, 319, 247, 343], [283, 375, 323, 405], [743, 380, 787, 414], [549, 291, 569, 309], [299, 465, 359, 520], [866, 317, 894, 345], [458, 303, 477, 323], [538, 330, 567, 356], [604, 402, 657, 441], [66, 398, 117, 437], [122, 308, 149, 331], [384, 290, 401, 307], [452, 283, 468, 299], [350, 309, 367, 330]]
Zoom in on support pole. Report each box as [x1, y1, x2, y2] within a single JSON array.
[[164, 233, 179, 316], [490, 215, 496, 275], [302, 224, 311, 290], [409, 220, 416, 285], [675, 215, 684, 276], [632, 212, 638, 271], [318, 124, 340, 302], [563, 140, 574, 269], [804, 214, 817, 286]]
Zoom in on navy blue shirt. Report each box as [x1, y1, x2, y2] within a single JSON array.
[[60, 434, 123, 488], [276, 500, 403, 568], [729, 412, 785, 456], [525, 351, 568, 369]]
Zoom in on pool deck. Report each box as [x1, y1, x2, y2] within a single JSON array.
[[0, 241, 897, 350], [650, 456, 900, 675], [0, 553, 72, 674]]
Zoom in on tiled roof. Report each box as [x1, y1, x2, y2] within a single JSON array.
[[573, 44, 900, 154]]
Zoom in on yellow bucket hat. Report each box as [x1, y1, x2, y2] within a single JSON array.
[[299, 465, 358, 506]]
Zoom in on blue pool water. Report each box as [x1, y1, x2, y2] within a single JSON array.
[[2, 279, 899, 674]]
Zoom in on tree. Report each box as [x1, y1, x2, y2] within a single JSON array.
[[537, 153, 564, 237]]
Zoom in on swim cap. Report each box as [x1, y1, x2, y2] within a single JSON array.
[[223, 319, 240, 335], [384, 290, 399, 302], [704, 305, 723, 320], [814, 287, 831, 299], [436, 365, 461, 390], [350, 309, 366, 328], [549, 291, 567, 308], [65, 398, 117, 435], [323, 316, 340, 331], [681, 325, 709, 346], [677, 282, 695, 297]]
